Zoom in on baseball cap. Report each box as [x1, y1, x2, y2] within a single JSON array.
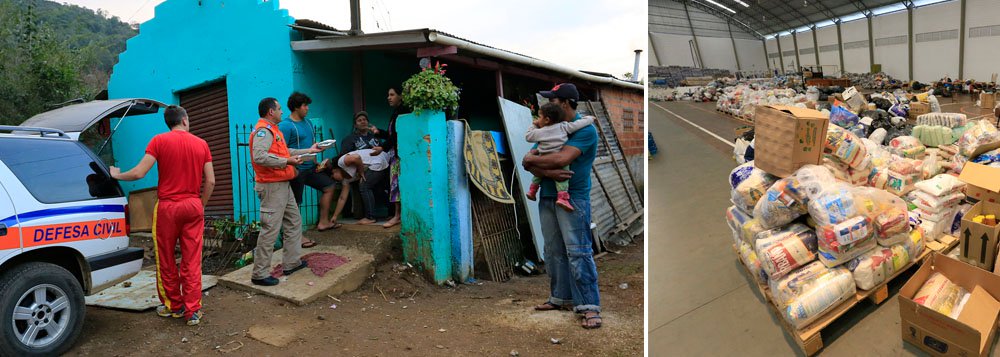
[[539, 83, 579, 101], [354, 111, 369, 120]]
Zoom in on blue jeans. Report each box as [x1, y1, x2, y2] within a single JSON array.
[[539, 197, 601, 313], [359, 168, 388, 220]]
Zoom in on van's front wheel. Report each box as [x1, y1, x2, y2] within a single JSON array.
[[0, 262, 85, 357]]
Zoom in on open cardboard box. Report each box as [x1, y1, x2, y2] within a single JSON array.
[[909, 102, 931, 120], [959, 201, 1000, 271], [960, 148, 1000, 204], [899, 253, 1000, 357], [752, 105, 829, 178]]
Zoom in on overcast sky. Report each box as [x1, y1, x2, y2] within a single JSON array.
[[58, 0, 646, 80]]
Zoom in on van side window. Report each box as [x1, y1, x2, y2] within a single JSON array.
[[0, 138, 123, 203]]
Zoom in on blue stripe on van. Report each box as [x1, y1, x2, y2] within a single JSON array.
[[0, 205, 125, 227]]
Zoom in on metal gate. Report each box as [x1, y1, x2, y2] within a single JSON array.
[[578, 101, 643, 247], [180, 81, 233, 217]]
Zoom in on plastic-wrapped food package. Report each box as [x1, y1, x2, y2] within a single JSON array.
[[914, 272, 969, 319], [729, 162, 756, 189], [869, 127, 888, 145], [794, 165, 837, 200], [732, 167, 778, 213], [917, 113, 968, 128], [738, 240, 768, 283], [888, 136, 927, 158], [909, 191, 965, 212], [753, 177, 810, 229], [847, 245, 910, 290], [769, 261, 856, 329], [888, 157, 923, 178], [807, 184, 858, 226], [818, 215, 873, 246], [950, 203, 973, 236], [816, 214, 877, 268], [756, 223, 819, 279], [879, 231, 910, 246], [826, 125, 869, 168], [862, 138, 893, 168], [868, 167, 916, 196], [919, 217, 950, 243], [830, 105, 860, 128], [741, 218, 767, 245], [958, 120, 1000, 157], [903, 226, 926, 258], [847, 165, 873, 186], [920, 154, 941, 180], [912, 125, 957, 148], [914, 207, 952, 222], [914, 174, 965, 196], [823, 157, 851, 182], [727, 206, 754, 244]]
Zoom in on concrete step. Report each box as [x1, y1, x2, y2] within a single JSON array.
[[218, 245, 374, 306]]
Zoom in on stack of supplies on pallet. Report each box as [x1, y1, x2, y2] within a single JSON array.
[[769, 261, 856, 329], [909, 174, 967, 242]]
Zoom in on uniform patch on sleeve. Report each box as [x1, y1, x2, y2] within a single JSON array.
[[256, 130, 266, 137]]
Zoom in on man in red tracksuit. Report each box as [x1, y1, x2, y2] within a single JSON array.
[[111, 105, 216, 326]]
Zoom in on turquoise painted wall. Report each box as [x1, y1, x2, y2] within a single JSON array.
[[398, 111, 452, 284], [108, 0, 298, 219], [291, 51, 355, 153]]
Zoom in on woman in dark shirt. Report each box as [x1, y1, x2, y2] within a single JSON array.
[[373, 86, 408, 228]]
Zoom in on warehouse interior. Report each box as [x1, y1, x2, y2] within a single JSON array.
[[650, 0, 1000, 355]]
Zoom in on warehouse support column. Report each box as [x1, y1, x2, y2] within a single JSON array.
[[727, 21, 742, 71], [792, 30, 801, 72], [648, 32, 662, 66], [867, 14, 875, 73], [959, 0, 966, 80], [776, 35, 785, 74], [683, 1, 704, 68], [762, 39, 771, 71], [837, 21, 845, 76], [908, 4, 914, 81], [811, 26, 820, 67]]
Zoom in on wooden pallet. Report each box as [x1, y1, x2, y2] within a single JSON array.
[[741, 235, 959, 356]]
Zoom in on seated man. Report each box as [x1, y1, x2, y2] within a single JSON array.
[[316, 149, 390, 225]]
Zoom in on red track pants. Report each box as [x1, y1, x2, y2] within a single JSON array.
[[152, 198, 204, 318]]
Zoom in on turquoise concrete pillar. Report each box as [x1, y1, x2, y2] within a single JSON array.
[[447, 120, 473, 283], [397, 110, 452, 284]]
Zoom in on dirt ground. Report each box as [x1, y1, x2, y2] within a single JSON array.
[[67, 235, 644, 356]]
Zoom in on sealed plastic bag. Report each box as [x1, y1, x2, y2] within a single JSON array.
[[917, 113, 968, 128], [756, 223, 819, 279], [826, 125, 869, 168], [846, 245, 910, 290], [914, 174, 965, 197], [868, 167, 915, 196], [738, 240, 767, 283], [818, 237, 877, 268], [958, 120, 1000, 157], [729, 162, 756, 189], [912, 125, 957, 147], [909, 191, 965, 213], [732, 166, 778, 213], [818, 215, 872, 246], [829, 105, 859, 128], [807, 184, 858, 226], [794, 165, 837, 200], [726, 206, 754, 244], [904, 226, 926, 258], [888, 136, 927, 158], [753, 177, 809, 229], [769, 261, 856, 329], [914, 272, 968, 319]]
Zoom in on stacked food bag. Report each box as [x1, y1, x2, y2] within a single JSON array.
[[909, 174, 967, 242]]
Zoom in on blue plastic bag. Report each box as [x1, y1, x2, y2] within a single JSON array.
[[830, 106, 859, 128]]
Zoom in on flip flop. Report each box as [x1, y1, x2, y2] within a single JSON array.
[[316, 223, 343, 232], [533, 302, 570, 311], [301, 240, 318, 248]]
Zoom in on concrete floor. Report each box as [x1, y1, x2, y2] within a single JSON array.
[[647, 97, 1000, 356]]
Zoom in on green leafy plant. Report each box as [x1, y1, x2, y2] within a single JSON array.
[[402, 61, 460, 116]]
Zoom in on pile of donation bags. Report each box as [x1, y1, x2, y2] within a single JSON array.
[[726, 106, 1000, 329]]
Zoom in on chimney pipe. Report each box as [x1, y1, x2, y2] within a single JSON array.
[[350, 0, 363, 35], [632, 49, 642, 82]]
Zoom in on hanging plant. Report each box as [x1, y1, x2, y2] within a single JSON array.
[[402, 61, 460, 116]]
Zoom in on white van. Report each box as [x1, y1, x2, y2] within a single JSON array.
[[0, 99, 163, 356]]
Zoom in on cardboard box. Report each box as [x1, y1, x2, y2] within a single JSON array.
[[899, 253, 1000, 357], [958, 201, 1000, 270], [753, 105, 830, 177], [960, 161, 1000, 204], [909, 102, 931, 119], [981, 92, 996, 109], [842, 86, 868, 112], [126, 187, 157, 233]]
